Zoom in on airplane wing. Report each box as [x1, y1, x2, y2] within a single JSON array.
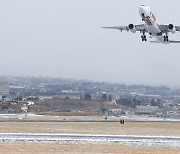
[[102, 24, 148, 32], [150, 40, 180, 43], [158, 25, 180, 33]]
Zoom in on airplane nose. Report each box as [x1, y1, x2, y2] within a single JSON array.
[[139, 5, 147, 12], [139, 7, 144, 16], [139, 5, 147, 19]]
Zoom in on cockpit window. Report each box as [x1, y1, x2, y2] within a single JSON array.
[[141, 5, 147, 7]]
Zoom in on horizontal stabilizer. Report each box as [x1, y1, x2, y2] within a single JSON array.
[[150, 41, 159, 43], [150, 40, 180, 43], [169, 40, 180, 43]]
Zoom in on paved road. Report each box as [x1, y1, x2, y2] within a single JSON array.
[[0, 133, 179, 145]]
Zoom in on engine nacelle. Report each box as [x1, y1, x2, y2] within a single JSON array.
[[128, 24, 136, 33], [168, 24, 176, 33]]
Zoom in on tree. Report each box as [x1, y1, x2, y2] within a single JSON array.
[[109, 94, 112, 101], [84, 94, 91, 101], [102, 94, 107, 101]]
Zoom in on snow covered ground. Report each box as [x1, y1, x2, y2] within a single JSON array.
[[0, 133, 179, 147]]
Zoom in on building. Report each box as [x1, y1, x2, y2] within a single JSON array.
[[0, 82, 9, 95], [54, 94, 81, 100], [136, 105, 159, 115], [91, 93, 113, 101], [91, 93, 103, 101], [107, 109, 125, 116]]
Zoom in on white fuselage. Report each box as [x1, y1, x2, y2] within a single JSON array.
[[139, 5, 167, 44]]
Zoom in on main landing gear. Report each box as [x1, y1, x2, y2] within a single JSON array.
[[164, 35, 169, 42], [141, 34, 147, 42]]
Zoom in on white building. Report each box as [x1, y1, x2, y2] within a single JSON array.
[[91, 93, 103, 101], [136, 105, 159, 115]]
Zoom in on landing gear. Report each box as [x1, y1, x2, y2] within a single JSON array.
[[164, 35, 169, 42], [141, 34, 147, 42]]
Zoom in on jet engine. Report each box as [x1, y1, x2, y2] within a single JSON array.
[[168, 24, 176, 33], [128, 24, 136, 33]]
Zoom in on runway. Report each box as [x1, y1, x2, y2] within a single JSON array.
[[0, 114, 180, 122], [0, 133, 179, 145]]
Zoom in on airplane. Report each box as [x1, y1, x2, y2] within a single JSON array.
[[102, 5, 180, 44]]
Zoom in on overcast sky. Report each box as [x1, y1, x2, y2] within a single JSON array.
[[0, 0, 180, 87]]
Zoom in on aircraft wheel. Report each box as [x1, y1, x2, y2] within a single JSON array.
[[164, 39, 168, 42], [141, 35, 146, 39], [142, 38, 147, 42], [164, 36, 169, 42]]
